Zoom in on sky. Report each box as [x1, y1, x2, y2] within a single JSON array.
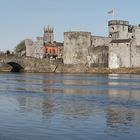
[[0, 0, 140, 51]]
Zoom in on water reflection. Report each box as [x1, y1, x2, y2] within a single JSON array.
[[0, 73, 140, 139], [41, 95, 56, 119], [106, 108, 134, 128]]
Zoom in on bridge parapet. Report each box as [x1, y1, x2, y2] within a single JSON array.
[[0, 55, 62, 72], [0, 55, 25, 68]]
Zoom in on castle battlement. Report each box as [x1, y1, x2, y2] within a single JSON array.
[[64, 31, 91, 36], [108, 20, 129, 26]]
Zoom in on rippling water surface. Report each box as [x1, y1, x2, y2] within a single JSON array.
[[0, 73, 140, 140]]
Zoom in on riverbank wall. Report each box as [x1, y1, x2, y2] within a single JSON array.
[[22, 63, 140, 74], [0, 55, 140, 74]]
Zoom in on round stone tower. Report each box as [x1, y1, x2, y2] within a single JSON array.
[[63, 32, 91, 65], [108, 20, 129, 40]]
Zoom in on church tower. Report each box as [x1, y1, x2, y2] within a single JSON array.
[[43, 26, 54, 45]]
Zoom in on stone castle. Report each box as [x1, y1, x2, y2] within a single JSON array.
[[64, 20, 140, 69], [24, 20, 140, 69], [25, 26, 63, 59]]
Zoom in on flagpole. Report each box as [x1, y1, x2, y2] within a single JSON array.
[[113, 9, 115, 20]]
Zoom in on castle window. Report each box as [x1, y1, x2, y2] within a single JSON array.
[[128, 26, 133, 33], [109, 34, 112, 37], [112, 27, 114, 30], [91, 39, 92, 46], [131, 36, 134, 38]]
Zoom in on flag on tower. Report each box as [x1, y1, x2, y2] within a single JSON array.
[[107, 9, 115, 20], [107, 10, 114, 14]]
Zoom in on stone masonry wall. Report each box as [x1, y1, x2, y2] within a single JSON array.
[[25, 38, 44, 59], [91, 36, 111, 47], [131, 40, 140, 67], [87, 46, 108, 67], [109, 43, 131, 68], [63, 32, 91, 65]]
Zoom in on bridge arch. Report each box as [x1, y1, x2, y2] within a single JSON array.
[[7, 62, 24, 72]]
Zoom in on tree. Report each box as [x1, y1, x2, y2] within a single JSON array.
[[15, 40, 26, 56]]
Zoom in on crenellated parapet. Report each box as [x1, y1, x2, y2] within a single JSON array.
[[108, 20, 129, 26]]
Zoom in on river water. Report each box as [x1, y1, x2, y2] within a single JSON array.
[[0, 73, 140, 140]]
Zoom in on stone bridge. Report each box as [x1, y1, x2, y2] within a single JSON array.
[[0, 55, 26, 72], [0, 55, 61, 72]]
